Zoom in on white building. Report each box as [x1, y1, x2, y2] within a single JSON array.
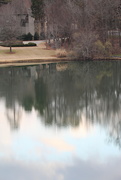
[[0, 0, 35, 36]]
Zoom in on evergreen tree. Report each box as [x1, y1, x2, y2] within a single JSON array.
[[0, 0, 11, 5], [31, 0, 45, 21], [34, 32, 39, 40], [31, 0, 45, 39]]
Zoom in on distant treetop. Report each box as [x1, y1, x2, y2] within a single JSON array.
[[0, 0, 11, 5]]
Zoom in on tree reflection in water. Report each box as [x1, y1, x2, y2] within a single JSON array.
[[6, 103, 22, 130], [0, 61, 121, 146]]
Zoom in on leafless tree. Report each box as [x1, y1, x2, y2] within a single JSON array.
[[45, 0, 73, 47], [0, 2, 21, 52], [66, 0, 121, 56]]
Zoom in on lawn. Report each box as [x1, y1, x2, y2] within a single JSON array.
[[0, 43, 56, 62]]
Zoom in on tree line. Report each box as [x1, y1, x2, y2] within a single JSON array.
[[0, 0, 121, 57], [31, 0, 121, 58]]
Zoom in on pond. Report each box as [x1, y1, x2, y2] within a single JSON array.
[[0, 61, 121, 180]]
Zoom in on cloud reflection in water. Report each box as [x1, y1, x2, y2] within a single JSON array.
[[0, 156, 121, 180]]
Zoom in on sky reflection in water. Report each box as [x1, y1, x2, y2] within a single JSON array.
[[0, 62, 121, 180]]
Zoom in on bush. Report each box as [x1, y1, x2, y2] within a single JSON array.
[[19, 33, 33, 41], [27, 42, 37, 46], [56, 49, 67, 57], [68, 50, 77, 58], [95, 40, 106, 56], [34, 32, 39, 40], [105, 41, 112, 56], [26, 33, 33, 40], [72, 31, 97, 59], [95, 40, 112, 57], [2, 42, 37, 47]]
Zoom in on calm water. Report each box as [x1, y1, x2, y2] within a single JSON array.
[[0, 61, 121, 180]]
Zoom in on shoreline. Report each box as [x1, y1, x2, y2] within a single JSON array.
[[0, 44, 121, 66], [0, 57, 121, 67], [0, 57, 68, 66]]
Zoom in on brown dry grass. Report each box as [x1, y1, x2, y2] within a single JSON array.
[[0, 42, 57, 62]]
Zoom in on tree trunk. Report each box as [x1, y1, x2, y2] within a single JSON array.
[[10, 45, 12, 53]]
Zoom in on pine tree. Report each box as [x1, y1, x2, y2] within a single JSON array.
[[31, 0, 45, 39], [31, 0, 45, 21], [0, 0, 11, 4]]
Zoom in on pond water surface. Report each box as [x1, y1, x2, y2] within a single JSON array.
[[0, 61, 121, 180]]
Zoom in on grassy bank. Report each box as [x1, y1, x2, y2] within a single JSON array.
[[0, 42, 121, 66], [0, 43, 57, 62]]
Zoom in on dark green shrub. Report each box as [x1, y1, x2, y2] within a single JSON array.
[[2, 42, 37, 47], [27, 32, 33, 40], [19, 33, 33, 41], [34, 32, 39, 40], [27, 42, 37, 46]]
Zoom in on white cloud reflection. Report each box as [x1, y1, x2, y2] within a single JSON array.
[[0, 156, 121, 180], [0, 100, 121, 180], [41, 137, 74, 152]]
